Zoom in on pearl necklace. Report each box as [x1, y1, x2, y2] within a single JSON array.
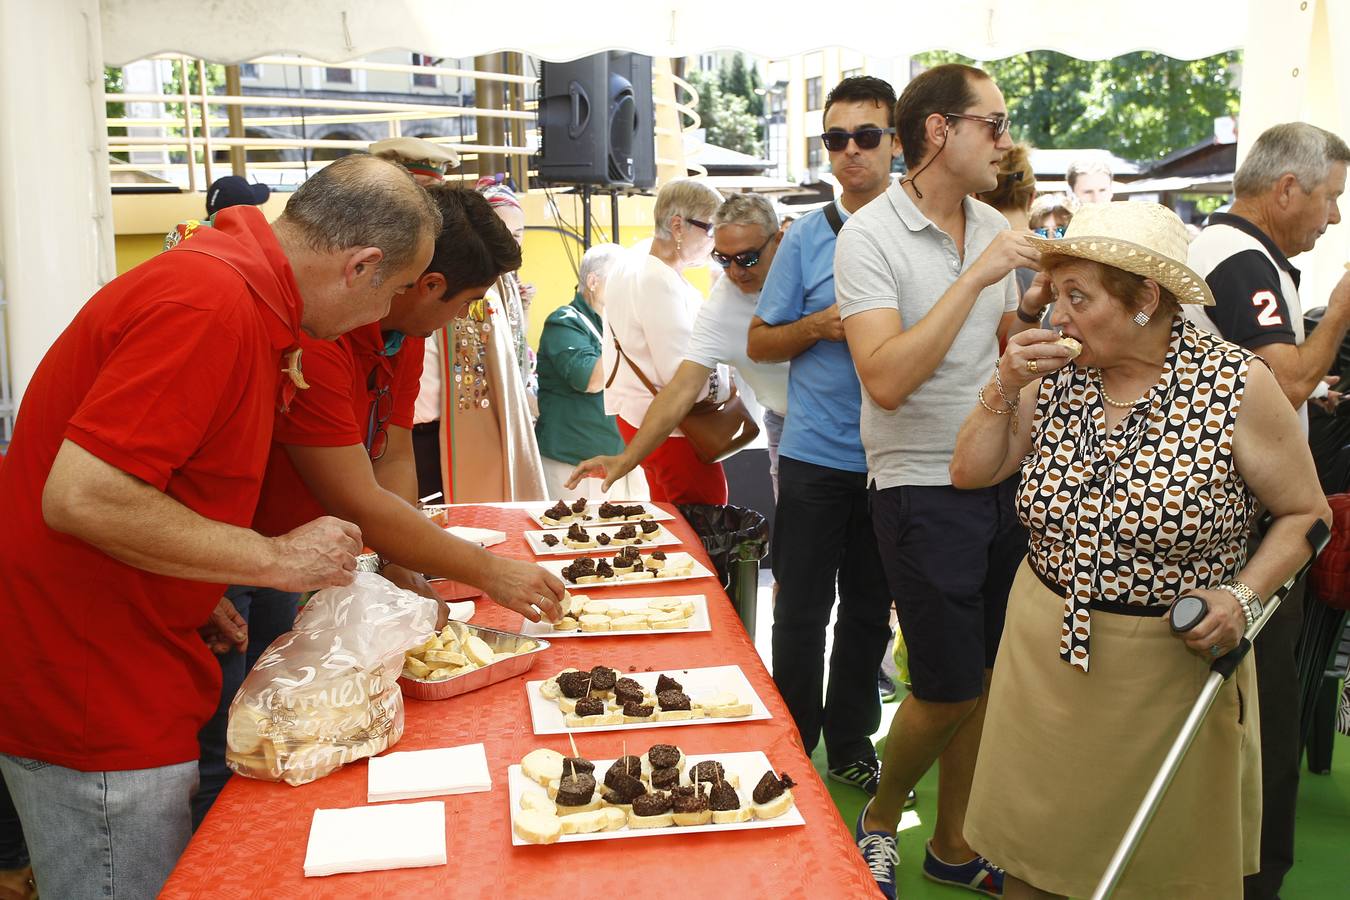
[[1093, 370, 1144, 409]]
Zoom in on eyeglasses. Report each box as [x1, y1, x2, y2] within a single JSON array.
[[1034, 225, 1067, 239], [820, 127, 896, 152], [944, 112, 1011, 139], [711, 235, 776, 270], [365, 383, 394, 461], [685, 217, 714, 236]]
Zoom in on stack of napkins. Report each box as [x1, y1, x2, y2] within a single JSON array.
[[303, 801, 446, 877], [445, 526, 506, 548], [367, 743, 492, 803]]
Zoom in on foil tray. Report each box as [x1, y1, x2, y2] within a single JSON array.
[[399, 623, 550, 701]]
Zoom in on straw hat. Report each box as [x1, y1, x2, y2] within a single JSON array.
[[1027, 201, 1214, 306]]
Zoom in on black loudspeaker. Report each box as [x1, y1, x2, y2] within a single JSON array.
[[539, 52, 655, 189]]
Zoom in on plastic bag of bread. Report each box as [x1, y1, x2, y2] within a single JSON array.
[[225, 572, 438, 786]]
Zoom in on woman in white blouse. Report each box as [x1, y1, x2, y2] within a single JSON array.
[[601, 179, 728, 503]]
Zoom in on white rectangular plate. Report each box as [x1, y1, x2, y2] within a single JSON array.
[[525, 664, 769, 735], [519, 595, 710, 638], [525, 501, 675, 530], [523, 523, 682, 556], [508, 750, 804, 845], [539, 553, 715, 590]]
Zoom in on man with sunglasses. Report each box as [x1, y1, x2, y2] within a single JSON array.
[[194, 187, 567, 822], [743, 75, 899, 808], [565, 194, 788, 497], [838, 63, 1053, 898]]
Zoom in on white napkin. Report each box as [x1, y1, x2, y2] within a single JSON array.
[[445, 526, 506, 547], [303, 800, 446, 877], [367, 742, 492, 803]]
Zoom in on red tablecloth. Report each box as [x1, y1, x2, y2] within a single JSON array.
[[161, 503, 877, 899]]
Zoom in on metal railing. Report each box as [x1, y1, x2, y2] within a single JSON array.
[[105, 54, 701, 188]]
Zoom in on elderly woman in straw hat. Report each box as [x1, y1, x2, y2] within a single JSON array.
[[949, 201, 1330, 899]]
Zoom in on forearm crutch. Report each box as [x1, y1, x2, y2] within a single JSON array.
[[1090, 519, 1331, 900]]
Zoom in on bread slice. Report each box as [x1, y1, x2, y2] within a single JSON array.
[[554, 794, 602, 815], [565, 711, 623, 728], [464, 635, 495, 667], [672, 809, 712, 827], [522, 748, 565, 786], [581, 600, 610, 616], [751, 789, 795, 820], [514, 809, 562, 844], [551, 617, 579, 632], [656, 709, 693, 722], [627, 809, 674, 829], [558, 807, 624, 835], [519, 793, 557, 816], [609, 614, 650, 630], [711, 806, 752, 825], [579, 614, 611, 633]]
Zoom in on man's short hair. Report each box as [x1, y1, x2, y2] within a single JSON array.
[[278, 154, 442, 274], [712, 193, 780, 237], [894, 64, 991, 170], [1066, 157, 1113, 190], [423, 186, 521, 295], [1233, 122, 1350, 197], [823, 76, 898, 128], [653, 178, 723, 239], [577, 242, 626, 293]]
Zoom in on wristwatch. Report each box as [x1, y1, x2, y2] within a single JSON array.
[[1217, 581, 1263, 629], [1016, 305, 1041, 324]]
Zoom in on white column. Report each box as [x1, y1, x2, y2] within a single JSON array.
[[0, 0, 115, 407], [1238, 0, 1350, 309]]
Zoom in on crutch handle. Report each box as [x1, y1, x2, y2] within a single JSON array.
[[1168, 595, 1207, 634]]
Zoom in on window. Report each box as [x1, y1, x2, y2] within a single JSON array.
[[807, 135, 823, 170], [325, 66, 353, 84], [842, 67, 863, 81], [805, 77, 822, 111], [239, 63, 260, 79], [411, 53, 439, 88]]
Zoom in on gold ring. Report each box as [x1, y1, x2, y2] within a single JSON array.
[[1026, 359, 1039, 374]]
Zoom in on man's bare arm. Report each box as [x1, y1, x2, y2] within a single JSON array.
[[746, 308, 845, 363], [42, 440, 361, 591]]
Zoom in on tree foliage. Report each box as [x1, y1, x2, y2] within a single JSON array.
[[688, 61, 764, 158], [912, 50, 1241, 163]]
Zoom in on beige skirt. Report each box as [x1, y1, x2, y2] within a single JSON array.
[[964, 561, 1260, 899]]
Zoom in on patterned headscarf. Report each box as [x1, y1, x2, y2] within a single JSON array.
[[475, 174, 522, 211]]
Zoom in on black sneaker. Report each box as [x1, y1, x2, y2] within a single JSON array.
[[879, 670, 898, 702], [828, 756, 880, 794]]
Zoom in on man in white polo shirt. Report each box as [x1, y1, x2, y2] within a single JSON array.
[[836, 63, 1051, 897], [1184, 121, 1350, 900]]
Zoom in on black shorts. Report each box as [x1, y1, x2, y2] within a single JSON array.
[[869, 477, 1027, 703]]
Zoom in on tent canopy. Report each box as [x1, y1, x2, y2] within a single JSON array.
[[101, 0, 1246, 65]]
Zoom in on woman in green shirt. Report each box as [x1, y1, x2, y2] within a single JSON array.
[[535, 243, 648, 500]]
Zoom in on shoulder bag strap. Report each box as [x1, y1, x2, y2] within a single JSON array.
[[605, 333, 660, 395], [822, 201, 845, 236]]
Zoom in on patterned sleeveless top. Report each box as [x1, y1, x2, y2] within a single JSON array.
[[1017, 316, 1258, 672]]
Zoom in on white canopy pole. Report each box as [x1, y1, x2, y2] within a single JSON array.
[[0, 0, 115, 407], [1238, 0, 1350, 311]]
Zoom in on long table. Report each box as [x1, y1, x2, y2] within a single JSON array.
[[161, 503, 878, 898]]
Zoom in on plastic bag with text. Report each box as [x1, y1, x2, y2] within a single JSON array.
[[225, 572, 438, 786]]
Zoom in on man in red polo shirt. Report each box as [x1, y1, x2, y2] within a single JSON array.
[[0, 154, 441, 900], [194, 186, 565, 818]]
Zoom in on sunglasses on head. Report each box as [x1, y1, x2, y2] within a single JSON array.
[[1034, 225, 1067, 239], [820, 127, 896, 152], [711, 234, 776, 270], [944, 112, 1011, 139]]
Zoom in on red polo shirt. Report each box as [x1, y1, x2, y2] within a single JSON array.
[[0, 207, 302, 771], [251, 325, 424, 537]]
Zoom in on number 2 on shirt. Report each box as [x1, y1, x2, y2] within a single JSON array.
[[1251, 290, 1284, 326]]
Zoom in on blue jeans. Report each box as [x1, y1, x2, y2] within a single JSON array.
[[193, 585, 300, 828], [762, 408, 785, 500], [0, 753, 197, 900]]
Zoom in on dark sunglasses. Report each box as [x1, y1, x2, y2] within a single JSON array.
[[820, 127, 896, 152], [685, 217, 714, 236], [944, 112, 1011, 138], [712, 235, 776, 270], [1034, 225, 1067, 239]]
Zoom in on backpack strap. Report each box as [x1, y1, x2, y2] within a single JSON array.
[[822, 201, 845, 236]]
